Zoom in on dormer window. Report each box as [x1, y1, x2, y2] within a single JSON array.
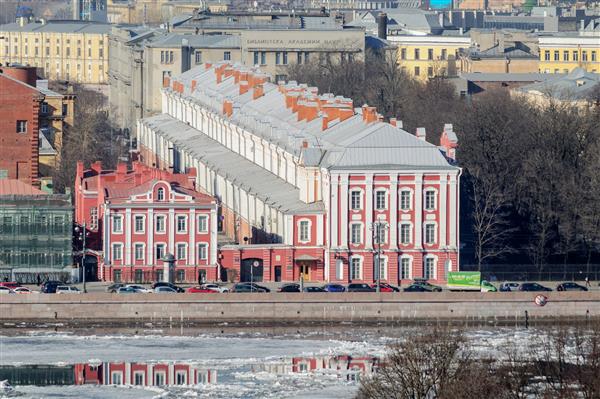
[[157, 187, 165, 201]]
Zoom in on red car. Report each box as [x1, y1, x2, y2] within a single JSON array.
[[370, 283, 400, 292], [187, 286, 219, 293], [0, 281, 21, 290]]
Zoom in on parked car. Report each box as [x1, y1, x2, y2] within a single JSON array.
[[303, 286, 325, 293], [519, 283, 552, 292], [201, 283, 229, 293], [116, 286, 139, 294], [154, 286, 178, 293], [322, 283, 346, 292], [0, 281, 21, 290], [187, 286, 219, 293], [151, 282, 185, 293], [106, 283, 125, 293], [499, 282, 521, 292], [556, 282, 588, 292], [411, 280, 443, 292], [403, 284, 430, 292], [231, 283, 270, 293], [40, 280, 65, 294], [278, 283, 300, 293], [56, 286, 81, 294], [371, 283, 400, 292], [13, 287, 37, 294], [347, 283, 375, 292], [0, 286, 14, 294], [125, 285, 153, 293]]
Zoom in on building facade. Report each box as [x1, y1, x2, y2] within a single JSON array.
[[0, 20, 111, 85], [0, 179, 73, 283], [538, 34, 600, 74], [137, 62, 461, 285], [74, 161, 218, 283]]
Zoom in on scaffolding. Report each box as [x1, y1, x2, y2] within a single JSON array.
[[0, 194, 73, 283]]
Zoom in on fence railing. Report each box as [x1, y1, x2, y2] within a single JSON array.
[[462, 264, 600, 282]]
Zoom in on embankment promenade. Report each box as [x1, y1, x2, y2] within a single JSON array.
[[2, 292, 600, 327]]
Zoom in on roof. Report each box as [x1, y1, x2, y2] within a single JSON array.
[[0, 20, 111, 34], [0, 179, 44, 196], [517, 68, 600, 100], [460, 72, 564, 82], [39, 129, 57, 156], [173, 12, 344, 31], [146, 33, 240, 49], [140, 114, 325, 214]]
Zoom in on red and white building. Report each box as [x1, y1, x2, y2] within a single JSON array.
[[74, 161, 218, 283], [136, 62, 461, 285]]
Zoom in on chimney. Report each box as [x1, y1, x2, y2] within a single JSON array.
[[416, 127, 426, 141], [321, 114, 329, 131], [91, 161, 102, 174], [76, 161, 84, 180], [390, 118, 397, 127], [116, 162, 127, 181], [186, 167, 197, 189], [362, 105, 378, 124], [205, 63, 212, 70], [397, 120, 404, 129], [239, 81, 250, 95], [163, 76, 171, 88], [253, 83, 264, 99], [223, 100, 233, 117], [377, 12, 387, 40], [440, 123, 458, 161], [302, 140, 309, 149], [191, 80, 197, 92]]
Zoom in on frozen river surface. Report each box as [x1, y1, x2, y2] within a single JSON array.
[[0, 327, 540, 398]]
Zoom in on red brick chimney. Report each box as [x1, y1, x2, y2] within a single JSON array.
[[362, 105, 378, 124], [163, 76, 171, 88], [191, 80, 197, 92], [253, 83, 264, 99], [389, 118, 397, 127], [91, 161, 102, 174], [223, 100, 233, 117], [440, 123, 458, 160], [239, 81, 250, 95]]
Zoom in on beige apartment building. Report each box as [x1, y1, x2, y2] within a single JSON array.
[[0, 20, 111, 85]]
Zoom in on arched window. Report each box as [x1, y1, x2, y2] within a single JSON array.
[[157, 187, 165, 201]]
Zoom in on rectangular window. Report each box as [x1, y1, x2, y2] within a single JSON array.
[[66, 47, 70, 57], [428, 66, 433, 77], [134, 215, 144, 233], [375, 191, 386, 210], [554, 51, 559, 61], [99, 48, 104, 58], [401, 48, 406, 60], [195, 50, 202, 64], [161, 50, 165, 63], [155, 215, 166, 233], [176, 371, 186, 385], [376, 256, 387, 280], [134, 244, 144, 261], [112, 372, 123, 385], [427, 48, 433, 60], [176, 243, 187, 260], [400, 258, 410, 279], [400, 223, 411, 245], [16, 120, 27, 133], [414, 49, 420, 60], [425, 223, 436, 244], [90, 207, 98, 230], [299, 220, 310, 242], [373, 223, 387, 244], [275, 51, 281, 65], [582, 51, 587, 62], [424, 258, 435, 279], [400, 190, 411, 210], [112, 244, 122, 261], [41, 102, 48, 114], [62, 104, 68, 116], [425, 191, 436, 210], [414, 66, 420, 76], [350, 258, 361, 280], [350, 191, 362, 210], [197, 243, 207, 260], [134, 373, 144, 386], [573, 51, 578, 61], [441, 49, 447, 60], [112, 215, 123, 233], [176, 269, 185, 282], [155, 243, 166, 260], [261, 51, 267, 65], [155, 373, 165, 386], [544, 50, 550, 61], [197, 215, 208, 233], [350, 223, 362, 245], [592, 51, 597, 62], [282, 51, 288, 65], [253, 51, 259, 65], [176, 215, 187, 233], [563, 51, 569, 61], [224, 51, 231, 61]]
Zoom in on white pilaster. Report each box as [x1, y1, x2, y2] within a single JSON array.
[[330, 175, 339, 248], [316, 214, 324, 245], [168, 208, 175, 255], [449, 173, 458, 248], [440, 176, 448, 248], [147, 209, 154, 265], [389, 176, 398, 250], [415, 174, 423, 249], [125, 208, 132, 265], [284, 214, 293, 245], [365, 173, 373, 250], [210, 206, 217, 265], [340, 174, 349, 248], [189, 208, 196, 264]]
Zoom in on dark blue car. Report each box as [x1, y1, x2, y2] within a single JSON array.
[[322, 283, 346, 292]]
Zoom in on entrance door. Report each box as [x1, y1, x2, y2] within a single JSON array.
[[274, 266, 282, 282], [241, 258, 263, 282], [300, 263, 310, 281]]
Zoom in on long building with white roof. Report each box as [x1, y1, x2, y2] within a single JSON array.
[[136, 62, 461, 285]]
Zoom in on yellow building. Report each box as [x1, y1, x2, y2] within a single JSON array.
[[387, 35, 472, 79], [0, 20, 111, 85], [538, 34, 600, 74]]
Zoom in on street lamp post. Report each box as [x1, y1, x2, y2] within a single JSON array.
[[75, 222, 87, 293], [371, 221, 388, 294]]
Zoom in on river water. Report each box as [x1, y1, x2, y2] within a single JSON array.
[[0, 325, 543, 399]]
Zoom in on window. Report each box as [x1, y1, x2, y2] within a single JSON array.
[[425, 190, 436, 210], [155, 215, 166, 233], [350, 190, 362, 210], [112, 215, 123, 233], [112, 243, 123, 261], [400, 257, 411, 279], [62, 104, 68, 116], [176, 215, 187, 233], [99, 48, 104, 58], [197, 243, 207, 260], [155, 243, 166, 260], [350, 257, 361, 280], [427, 48, 433, 60], [400, 48, 406, 60], [428, 67, 433, 77], [195, 50, 202, 64], [176, 371, 187, 385], [592, 51, 597, 62], [563, 51, 569, 61], [157, 187, 165, 201], [261, 51, 267, 65], [425, 223, 436, 244], [16, 120, 27, 133], [134, 372, 144, 386], [275, 51, 281, 65], [134, 215, 145, 233], [400, 223, 411, 245], [299, 220, 310, 242], [90, 207, 98, 230], [134, 244, 144, 261], [582, 51, 587, 62], [573, 51, 578, 61], [350, 223, 362, 245], [376, 256, 387, 280], [176, 243, 187, 260], [112, 372, 123, 385], [414, 66, 420, 76], [253, 51, 259, 65], [544, 50, 550, 61], [375, 191, 386, 210], [155, 373, 165, 386], [282, 51, 288, 64], [554, 51, 559, 61], [224, 51, 231, 61], [176, 269, 185, 282], [400, 190, 411, 210], [441, 49, 447, 60], [45, 47, 49, 56], [197, 215, 208, 233], [414, 49, 420, 60], [424, 257, 435, 279], [41, 102, 48, 114]]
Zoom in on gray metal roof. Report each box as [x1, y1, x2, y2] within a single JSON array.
[[517, 68, 600, 100], [0, 21, 111, 34], [460, 72, 565, 82], [146, 33, 240, 49], [140, 114, 325, 214]]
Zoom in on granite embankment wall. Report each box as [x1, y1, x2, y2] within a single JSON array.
[[2, 292, 600, 325]]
